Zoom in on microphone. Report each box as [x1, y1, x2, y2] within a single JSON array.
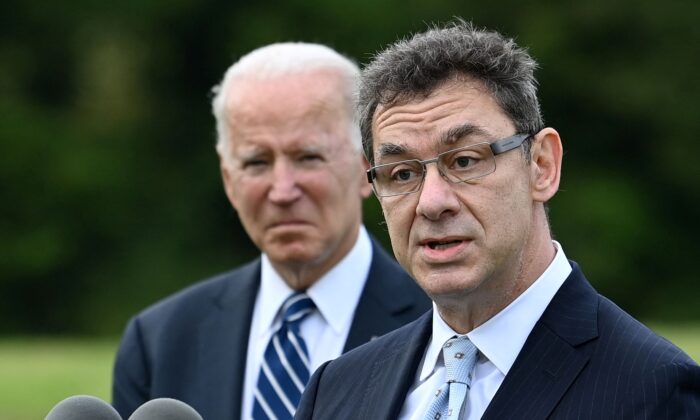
[[128, 398, 203, 420], [45, 395, 122, 420]]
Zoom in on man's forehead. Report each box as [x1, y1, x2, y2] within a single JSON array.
[[226, 69, 346, 103], [371, 76, 493, 125], [235, 140, 328, 153], [370, 80, 511, 156], [225, 90, 349, 141]]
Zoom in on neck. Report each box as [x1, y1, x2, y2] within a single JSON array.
[[273, 263, 325, 291]]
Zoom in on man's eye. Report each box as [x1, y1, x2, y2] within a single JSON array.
[[448, 153, 480, 171], [454, 156, 472, 168], [242, 159, 269, 169], [390, 166, 420, 183], [300, 154, 323, 162]]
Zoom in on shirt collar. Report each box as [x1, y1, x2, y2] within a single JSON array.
[[257, 225, 373, 337], [420, 302, 459, 381], [421, 241, 572, 380]]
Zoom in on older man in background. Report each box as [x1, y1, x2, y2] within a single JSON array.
[[112, 42, 429, 420]]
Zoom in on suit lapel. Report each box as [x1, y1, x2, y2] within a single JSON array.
[[344, 240, 422, 351], [482, 263, 599, 419], [361, 311, 434, 419], [195, 260, 260, 420]]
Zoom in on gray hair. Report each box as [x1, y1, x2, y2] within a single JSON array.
[[211, 42, 362, 156], [359, 19, 544, 164]]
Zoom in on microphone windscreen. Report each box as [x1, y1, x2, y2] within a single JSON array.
[[128, 398, 203, 420], [45, 395, 122, 420]]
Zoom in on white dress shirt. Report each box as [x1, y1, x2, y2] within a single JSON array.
[[240, 226, 373, 420], [399, 241, 572, 420]]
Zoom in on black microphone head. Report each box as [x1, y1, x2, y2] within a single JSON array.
[[128, 398, 203, 420], [45, 395, 122, 420]]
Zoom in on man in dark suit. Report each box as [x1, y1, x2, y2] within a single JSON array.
[[111, 42, 430, 420], [296, 20, 700, 419]]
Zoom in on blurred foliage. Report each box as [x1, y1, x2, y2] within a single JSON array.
[[1, 0, 698, 334]]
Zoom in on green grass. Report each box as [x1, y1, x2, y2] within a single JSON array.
[[0, 326, 697, 419], [0, 337, 117, 420]]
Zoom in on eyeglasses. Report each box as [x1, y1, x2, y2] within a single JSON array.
[[366, 133, 531, 197]]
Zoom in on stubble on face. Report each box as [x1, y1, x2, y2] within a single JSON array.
[[373, 78, 542, 331]]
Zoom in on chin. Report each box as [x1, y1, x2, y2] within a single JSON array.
[[273, 250, 316, 265], [420, 274, 482, 299]]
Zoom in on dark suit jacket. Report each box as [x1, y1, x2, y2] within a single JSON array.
[[296, 261, 700, 419], [112, 240, 430, 419]]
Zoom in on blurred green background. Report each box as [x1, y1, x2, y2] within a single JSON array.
[[4, 0, 699, 335], [1, 1, 699, 413]]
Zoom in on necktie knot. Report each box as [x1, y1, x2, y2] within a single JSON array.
[[281, 292, 315, 326], [443, 336, 478, 384]]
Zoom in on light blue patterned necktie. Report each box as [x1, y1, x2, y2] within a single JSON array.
[[253, 292, 315, 420], [424, 336, 479, 420]]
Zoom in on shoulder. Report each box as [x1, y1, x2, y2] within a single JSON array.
[[566, 264, 699, 413], [598, 299, 700, 418], [368, 238, 427, 300], [127, 259, 260, 333], [596, 294, 696, 367], [550, 260, 693, 366], [368, 237, 407, 278], [322, 310, 430, 379]]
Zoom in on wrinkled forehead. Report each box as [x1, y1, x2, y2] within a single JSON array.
[[370, 78, 509, 159], [371, 74, 492, 121], [227, 72, 349, 119]]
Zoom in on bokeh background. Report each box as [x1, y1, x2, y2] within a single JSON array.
[[2, 0, 699, 338]]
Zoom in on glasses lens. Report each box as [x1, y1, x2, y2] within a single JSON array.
[[438, 143, 496, 183], [372, 160, 424, 197]]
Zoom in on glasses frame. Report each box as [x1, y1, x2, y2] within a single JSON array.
[[366, 133, 532, 197]]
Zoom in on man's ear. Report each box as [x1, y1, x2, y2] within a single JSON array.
[[359, 154, 373, 199], [530, 127, 563, 203]]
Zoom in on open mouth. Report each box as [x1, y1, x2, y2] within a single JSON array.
[[427, 239, 463, 250]]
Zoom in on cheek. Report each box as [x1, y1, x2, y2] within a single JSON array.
[[303, 175, 357, 226], [481, 181, 531, 242], [382, 201, 413, 252], [235, 182, 266, 211], [309, 179, 343, 209]]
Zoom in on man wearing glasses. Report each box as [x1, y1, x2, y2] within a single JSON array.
[[296, 20, 700, 419]]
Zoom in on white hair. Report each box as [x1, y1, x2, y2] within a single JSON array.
[[211, 42, 362, 156]]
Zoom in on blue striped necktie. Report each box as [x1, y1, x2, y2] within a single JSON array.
[[253, 292, 315, 420], [424, 336, 479, 420]]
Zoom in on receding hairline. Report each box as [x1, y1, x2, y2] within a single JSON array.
[[223, 66, 350, 108], [212, 42, 363, 155], [212, 42, 359, 113]]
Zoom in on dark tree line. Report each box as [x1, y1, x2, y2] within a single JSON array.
[[1, 0, 698, 334]]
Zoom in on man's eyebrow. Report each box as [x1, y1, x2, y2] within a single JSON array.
[[236, 147, 266, 160], [439, 123, 488, 146], [296, 144, 325, 154], [377, 142, 408, 157]]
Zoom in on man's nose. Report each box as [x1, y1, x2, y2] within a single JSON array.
[[415, 164, 460, 220], [268, 161, 302, 204]]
